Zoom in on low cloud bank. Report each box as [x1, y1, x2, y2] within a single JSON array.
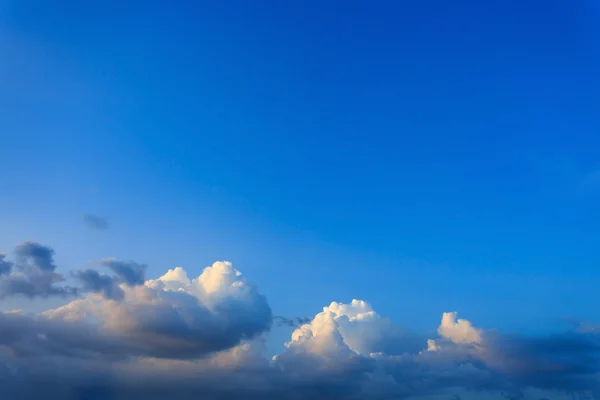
[[0, 241, 598, 399]]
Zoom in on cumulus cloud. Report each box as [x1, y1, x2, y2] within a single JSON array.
[[73, 269, 124, 300], [97, 258, 146, 286], [14, 241, 57, 271], [279, 299, 422, 360], [45, 262, 272, 359], [0, 242, 76, 299], [74, 258, 147, 300], [427, 311, 482, 350], [83, 214, 109, 230], [0, 242, 599, 399]]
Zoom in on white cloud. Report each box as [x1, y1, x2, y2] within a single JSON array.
[[427, 311, 482, 352], [282, 299, 418, 359]]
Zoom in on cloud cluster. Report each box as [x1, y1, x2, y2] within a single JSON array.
[[73, 258, 148, 300], [72, 269, 126, 300], [0, 242, 76, 299], [44, 262, 272, 359], [0, 241, 599, 399]]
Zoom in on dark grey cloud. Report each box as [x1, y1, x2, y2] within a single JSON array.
[[0, 310, 135, 359], [99, 259, 146, 286], [0, 276, 74, 299], [73, 269, 124, 301], [73, 257, 147, 300], [83, 214, 109, 230], [1, 330, 594, 400], [14, 241, 57, 272], [478, 331, 600, 393], [4, 307, 596, 400], [0, 242, 76, 299]]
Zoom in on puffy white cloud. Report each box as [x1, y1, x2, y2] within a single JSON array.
[[273, 301, 600, 399], [426, 339, 439, 351], [45, 261, 272, 359], [280, 299, 420, 361], [437, 311, 482, 345], [426, 311, 483, 353]]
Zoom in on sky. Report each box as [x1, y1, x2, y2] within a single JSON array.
[[1, 1, 600, 399]]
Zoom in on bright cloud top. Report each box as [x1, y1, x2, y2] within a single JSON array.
[[431, 311, 483, 347], [0, 242, 598, 399], [44, 261, 272, 359]]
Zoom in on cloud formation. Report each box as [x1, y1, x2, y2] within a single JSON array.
[[97, 258, 147, 286], [436, 311, 483, 345], [0, 242, 76, 299], [73, 258, 148, 301], [0, 242, 599, 399], [45, 262, 272, 359], [73, 269, 125, 300], [83, 214, 109, 230]]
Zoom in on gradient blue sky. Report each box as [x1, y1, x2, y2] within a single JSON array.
[[1, 0, 600, 345]]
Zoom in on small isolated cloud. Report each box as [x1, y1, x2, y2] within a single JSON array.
[[0, 242, 599, 399], [83, 214, 109, 230]]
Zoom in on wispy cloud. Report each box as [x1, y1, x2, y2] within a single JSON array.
[[83, 214, 109, 230], [273, 315, 311, 328]]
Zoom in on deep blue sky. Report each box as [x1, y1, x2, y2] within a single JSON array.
[[1, 0, 600, 340]]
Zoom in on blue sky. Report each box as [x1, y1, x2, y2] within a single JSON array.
[[2, 0, 600, 354]]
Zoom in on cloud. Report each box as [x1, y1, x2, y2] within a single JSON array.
[[2, 295, 600, 399], [14, 241, 57, 271], [436, 311, 482, 345], [0, 242, 76, 299], [278, 299, 423, 360], [73, 269, 124, 300], [45, 262, 272, 359], [73, 258, 148, 300], [97, 258, 146, 286], [83, 214, 109, 230], [273, 315, 312, 328], [0, 253, 12, 276], [0, 243, 599, 399]]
